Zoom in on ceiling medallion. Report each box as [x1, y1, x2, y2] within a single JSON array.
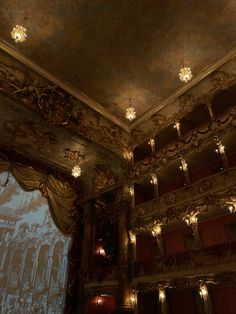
[[125, 98, 136, 121], [179, 66, 193, 83], [11, 25, 27, 43], [71, 164, 81, 178]]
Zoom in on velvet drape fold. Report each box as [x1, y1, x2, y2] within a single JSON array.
[[0, 157, 78, 234]]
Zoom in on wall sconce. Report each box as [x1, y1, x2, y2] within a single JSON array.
[[148, 138, 155, 152], [152, 220, 162, 237], [123, 150, 134, 163], [158, 287, 166, 302], [150, 174, 158, 185], [179, 158, 188, 172], [173, 121, 180, 129], [129, 231, 136, 244], [174, 121, 181, 136], [199, 283, 208, 300], [183, 211, 198, 226], [95, 246, 106, 257], [129, 185, 134, 197], [130, 290, 137, 308], [226, 197, 236, 214], [95, 296, 103, 306]]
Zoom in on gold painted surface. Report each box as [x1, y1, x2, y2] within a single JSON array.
[[0, 171, 71, 314]]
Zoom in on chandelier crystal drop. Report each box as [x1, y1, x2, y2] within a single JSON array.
[[11, 25, 27, 43], [179, 66, 193, 83], [71, 164, 81, 178], [125, 106, 136, 121]]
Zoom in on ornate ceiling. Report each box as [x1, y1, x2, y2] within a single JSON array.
[[0, 0, 236, 128], [0, 1, 236, 200]]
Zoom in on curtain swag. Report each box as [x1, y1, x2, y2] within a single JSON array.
[[0, 157, 78, 234]]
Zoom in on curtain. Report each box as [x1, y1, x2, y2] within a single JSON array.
[[0, 156, 78, 234]]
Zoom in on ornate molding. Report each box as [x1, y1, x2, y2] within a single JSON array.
[[1, 40, 236, 133], [134, 271, 236, 293], [132, 242, 236, 280], [130, 46, 236, 131], [131, 67, 236, 148], [131, 167, 236, 228], [0, 40, 129, 131], [130, 107, 236, 181], [84, 281, 118, 298], [0, 54, 130, 155]]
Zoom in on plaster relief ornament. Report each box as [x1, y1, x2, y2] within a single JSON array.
[[94, 164, 117, 192], [63, 148, 85, 162]]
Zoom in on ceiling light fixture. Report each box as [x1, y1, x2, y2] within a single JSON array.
[[179, 66, 193, 83], [125, 98, 136, 121], [11, 25, 27, 43], [71, 164, 81, 178]]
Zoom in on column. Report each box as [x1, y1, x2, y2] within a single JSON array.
[[113, 201, 134, 314], [77, 202, 94, 314]]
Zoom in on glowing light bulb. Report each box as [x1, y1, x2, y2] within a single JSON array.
[[11, 25, 27, 43], [179, 67, 193, 83], [71, 165, 81, 178]]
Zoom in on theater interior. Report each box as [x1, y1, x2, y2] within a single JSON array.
[[0, 1, 236, 313]]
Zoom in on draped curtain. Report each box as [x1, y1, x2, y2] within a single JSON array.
[[0, 156, 78, 234]]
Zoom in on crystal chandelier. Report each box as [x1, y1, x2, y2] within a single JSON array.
[[71, 164, 81, 178], [125, 98, 136, 121], [179, 66, 193, 83], [11, 25, 27, 43]]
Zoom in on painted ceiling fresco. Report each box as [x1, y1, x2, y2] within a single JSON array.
[[0, 1, 236, 123], [0, 171, 71, 314]]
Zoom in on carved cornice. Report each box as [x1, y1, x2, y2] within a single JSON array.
[[132, 242, 236, 281], [0, 53, 130, 156], [134, 271, 236, 293], [84, 281, 118, 298], [0, 40, 129, 131], [1, 40, 236, 133], [131, 166, 236, 229]]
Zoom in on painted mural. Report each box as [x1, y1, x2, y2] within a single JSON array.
[[0, 171, 71, 314]]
